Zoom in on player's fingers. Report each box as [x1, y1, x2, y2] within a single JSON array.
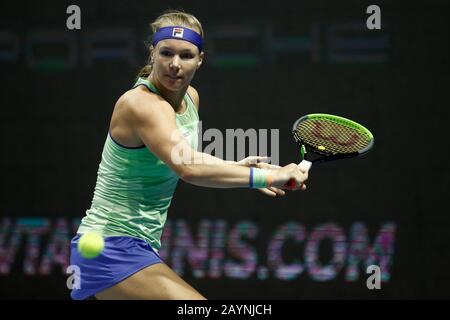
[[241, 156, 270, 166], [256, 162, 280, 170], [269, 186, 285, 196], [293, 171, 308, 191], [258, 188, 277, 197], [255, 156, 270, 163], [297, 166, 309, 182], [246, 156, 269, 163]]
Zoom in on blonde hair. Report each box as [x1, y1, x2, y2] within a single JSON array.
[[137, 9, 204, 79]]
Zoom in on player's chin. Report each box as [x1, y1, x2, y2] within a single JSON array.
[[163, 76, 188, 91]]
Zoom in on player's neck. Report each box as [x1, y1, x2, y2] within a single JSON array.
[[147, 74, 187, 114]]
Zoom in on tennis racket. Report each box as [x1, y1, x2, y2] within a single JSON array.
[[285, 113, 374, 189]]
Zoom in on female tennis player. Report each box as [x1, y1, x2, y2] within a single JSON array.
[[69, 10, 310, 300]]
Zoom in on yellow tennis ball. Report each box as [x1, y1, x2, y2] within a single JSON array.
[[78, 232, 104, 259]]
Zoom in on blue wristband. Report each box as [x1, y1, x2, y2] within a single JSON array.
[[249, 167, 267, 189]]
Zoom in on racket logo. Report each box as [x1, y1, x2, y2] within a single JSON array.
[[311, 121, 360, 147]]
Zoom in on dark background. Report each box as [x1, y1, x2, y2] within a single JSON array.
[[0, 0, 449, 299]]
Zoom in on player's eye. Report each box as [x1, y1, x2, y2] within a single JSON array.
[[160, 50, 172, 57], [181, 53, 194, 59]]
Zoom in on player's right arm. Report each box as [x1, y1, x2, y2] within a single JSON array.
[[123, 91, 309, 189]]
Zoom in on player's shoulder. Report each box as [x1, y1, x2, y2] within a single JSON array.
[[187, 85, 200, 110], [116, 86, 174, 123], [118, 85, 161, 109]]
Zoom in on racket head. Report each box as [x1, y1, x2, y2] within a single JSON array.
[[292, 113, 374, 163]]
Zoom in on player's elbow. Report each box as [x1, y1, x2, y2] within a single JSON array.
[[177, 164, 198, 183], [170, 147, 203, 183]]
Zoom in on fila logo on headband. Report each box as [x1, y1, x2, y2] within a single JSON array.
[[172, 28, 184, 38]]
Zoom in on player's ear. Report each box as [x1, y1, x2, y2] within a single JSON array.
[[197, 51, 204, 69]]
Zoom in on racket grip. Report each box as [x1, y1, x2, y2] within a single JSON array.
[[284, 179, 305, 190], [283, 160, 312, 190], [284, 179, 297, 189]]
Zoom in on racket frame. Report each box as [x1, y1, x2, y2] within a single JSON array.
[[292, 113, 374, 164]]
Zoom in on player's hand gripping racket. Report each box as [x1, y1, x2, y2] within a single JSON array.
[[285, 113, 374, 189]]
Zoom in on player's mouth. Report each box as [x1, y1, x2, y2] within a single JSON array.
[[166, 74, 183, 80]]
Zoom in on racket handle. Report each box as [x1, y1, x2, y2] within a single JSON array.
[[283, 160, 312, 190], [284, 179, 298, 189]]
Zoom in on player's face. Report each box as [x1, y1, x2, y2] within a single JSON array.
[[152, 39, 203, 91]]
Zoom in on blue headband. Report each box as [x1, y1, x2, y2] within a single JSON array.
[[152, 26, 203, 52]]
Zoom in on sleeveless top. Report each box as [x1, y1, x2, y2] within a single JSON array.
[[77, 78, 199, 250]]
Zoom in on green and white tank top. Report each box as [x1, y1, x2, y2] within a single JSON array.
[[77, 78, 199, 250]]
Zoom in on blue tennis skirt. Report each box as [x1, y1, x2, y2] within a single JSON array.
[[69, 234, 163, 300]]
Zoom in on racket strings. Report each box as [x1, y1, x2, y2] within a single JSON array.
[[295, 119, 372, 154]]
